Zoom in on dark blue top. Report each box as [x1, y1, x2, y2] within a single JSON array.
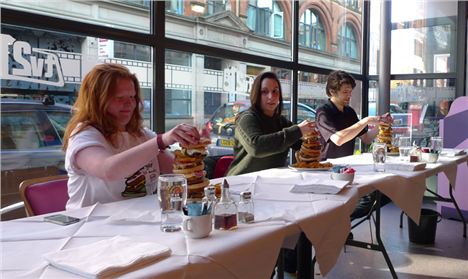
[[316, 99, 367, 160]]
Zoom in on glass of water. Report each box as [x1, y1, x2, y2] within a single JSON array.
[[158, 174, 187, 232], [398, 136, 412, 161], [372, 142, 387, 172], [430, 136, 443, 154]]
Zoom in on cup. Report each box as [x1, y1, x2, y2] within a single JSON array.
[[158, 174, 187, 232], [182, 214, 213, 239], [372, 142, 387, 172], [398, 136, 411, 161], [430, 136, 443, 154]]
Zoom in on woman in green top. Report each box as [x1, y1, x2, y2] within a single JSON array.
[[227, 72, 316, 176]]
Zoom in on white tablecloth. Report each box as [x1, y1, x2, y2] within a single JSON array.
[[2, 151, 466, 278], [1, 196, 298, 278], [328, 152, 468, 224]]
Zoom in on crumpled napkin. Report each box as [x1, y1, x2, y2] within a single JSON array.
[[105, 210, 160, 224], [44, 236, 171, 278], [290, 179, 349, 194]]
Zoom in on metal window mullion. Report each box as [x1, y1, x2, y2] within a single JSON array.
[[378, 0, 391, 115], [456, 1, 467, 98], [154, 1, 165, 133]]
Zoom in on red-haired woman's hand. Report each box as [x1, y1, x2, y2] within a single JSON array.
[[162, 123, 200, 147]]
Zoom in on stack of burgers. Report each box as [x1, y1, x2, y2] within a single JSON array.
[[173, 138, 211, 200], [293, 129, 332, 169], [295, 129, 321, 164], [377, 122, 397, 152]]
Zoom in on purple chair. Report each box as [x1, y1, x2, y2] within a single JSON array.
[[19, 175, 69, 216]]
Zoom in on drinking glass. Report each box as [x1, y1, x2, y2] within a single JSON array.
[[158, 174, 187, 232], [430, 136, 443, 154], [398, 136, 412, 161], [372, 142, 387, 172]]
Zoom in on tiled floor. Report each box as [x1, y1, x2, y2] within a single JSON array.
[[317, 200, 468, 279]]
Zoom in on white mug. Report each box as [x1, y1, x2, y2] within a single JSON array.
[[182, 214, 212, 239]]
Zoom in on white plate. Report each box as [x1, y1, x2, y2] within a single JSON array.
[[288, 165, 332, 172]]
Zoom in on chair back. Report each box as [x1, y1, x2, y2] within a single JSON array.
[[213, 155, 234, 178], [19, 175, 69, 216]]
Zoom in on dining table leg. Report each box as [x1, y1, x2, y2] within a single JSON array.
[[296, 232, 313, 279], [425, 185, 467, 238], [346, 191, 398, 279]]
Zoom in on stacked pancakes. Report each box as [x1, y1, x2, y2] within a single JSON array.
[[295, 129, 321, 163], [377, 122, 398, 152], [293, 129, 333, 169], [173, 138, 211, 199]]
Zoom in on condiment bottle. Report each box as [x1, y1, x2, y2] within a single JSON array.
[[238, 191, 254, 223], [410, 143, 422, 162], [213, 179, 238, 230]]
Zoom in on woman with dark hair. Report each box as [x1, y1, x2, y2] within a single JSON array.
[[63, 63, 200, 209], [227, 71, 315, 176]]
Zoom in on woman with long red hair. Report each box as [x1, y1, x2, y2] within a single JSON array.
[[63, 63, 199, 209]]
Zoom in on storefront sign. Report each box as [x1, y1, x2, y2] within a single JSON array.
[[0, 34, 64, 87]]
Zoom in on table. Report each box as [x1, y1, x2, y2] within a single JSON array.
[[1, 173, 359, 278], [327, 151, 468, 278], [3, 151, 465, 279]]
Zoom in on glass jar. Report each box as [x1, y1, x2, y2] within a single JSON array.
[[213, 179, 237, 230], [238, 191, 254, 223]]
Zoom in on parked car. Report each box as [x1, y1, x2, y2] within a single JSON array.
[[205, 100, 316, 156], [1, 98, 72, 219]]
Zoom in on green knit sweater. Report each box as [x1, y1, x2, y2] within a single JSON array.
[[227, 108, 303, 176]]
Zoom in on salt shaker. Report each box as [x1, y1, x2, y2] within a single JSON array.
[[238, 191, 254, 223]]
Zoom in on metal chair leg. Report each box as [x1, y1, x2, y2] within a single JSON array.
[[399, 210, 404, 228]]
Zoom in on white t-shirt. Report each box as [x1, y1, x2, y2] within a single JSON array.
[[65, 126, 172, 210]]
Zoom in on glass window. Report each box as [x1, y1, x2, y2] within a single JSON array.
[[297, 71, 328, 111], [247, 0, 283, 39], [166, 0, 184, 15], [1, 25, 153, 173], [206, 0, 226, 15], [165, 0, 290, 61], [166, 89, 191, 117], [368, 0, 380, 75], [370, 79, 455, 146], [390, 79, 455, 146], [390, 0, 457, 74], [338, 23, 358, 59], [299, 9, 326, 50], [114, 42, 151, 62], [298, 0, 362, 74], [2, 112, 43, 150], [1, 0, 151, 33], [46, 111, 72, 140]]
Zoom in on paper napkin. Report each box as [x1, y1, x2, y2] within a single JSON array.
[[290, 179, 349, 194], [44, 236, 171, 278], [386, 162, 426, 171], [105, 210, 160, 224], [441, 148, 467, 157]]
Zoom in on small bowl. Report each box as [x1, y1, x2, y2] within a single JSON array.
[[421, 152, 439, 163], [330, 172, 355, 184]]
